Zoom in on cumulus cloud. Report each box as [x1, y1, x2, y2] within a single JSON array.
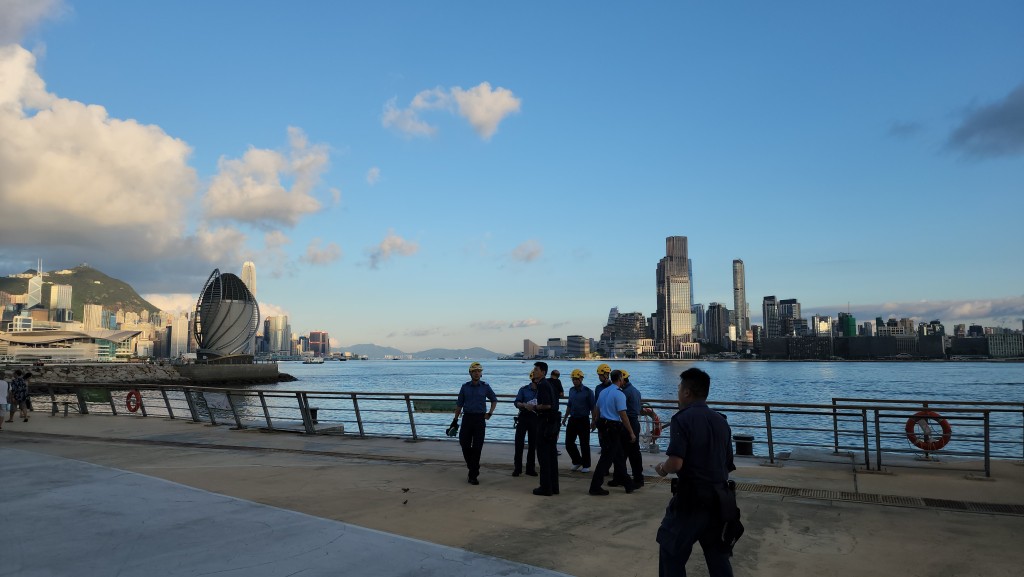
[[367, 229, 419, 269], [141, 293, 197, 314], [382, 82, 520, 140], [947, 83, 1024, 158], [472, 320, 506, 330], [264, 230, 290, 249], [509, 319, 541, 329], [511, 240, 543, 262], [366, 166, 381, 185], [0, 0, 64, 44], [300, 238, 342, 265], [204, 126, 326, 227], [0, 45, 199, 265]]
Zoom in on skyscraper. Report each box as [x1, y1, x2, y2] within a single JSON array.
[[50, 284, 72, 309], [241, 261, 257, 297], [732, 259, 747, 344], [27, 260, 43, 308], [762, 296, 781, 339], [309, 331, 330, 357], [655, 236, 694, 357], [83, 304, 105, 330]]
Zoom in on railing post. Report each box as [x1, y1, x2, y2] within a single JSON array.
[[258, 391, 273, 429], [138, 390, 148, 417], [832, 398, 840, 454], [861, 408, 871, 470], [351, 393, 365, 437], [48, 385, 58, 416], [984, 411, 991, 478], [764, 405, 775, 464], [183, 387, 200, 422], [75, 386, 88, 415], [108, 388, 118, 415], [405, 394, 418, 440], [226, 391, 243, 429], [160, 388, 175, 419], [874, 409, 882, 471], [297, 392, 315, 435], [206, 391, 218, 426]]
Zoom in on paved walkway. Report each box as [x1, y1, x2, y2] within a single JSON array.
[[2, 413, 1023, 576]]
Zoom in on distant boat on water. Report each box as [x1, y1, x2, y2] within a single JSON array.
[[303, 357, 325, 364]]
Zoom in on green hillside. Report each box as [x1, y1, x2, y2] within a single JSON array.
[[0, 265, 160, 321]]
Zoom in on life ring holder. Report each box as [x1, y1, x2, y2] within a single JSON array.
[[905, 410, 952, 452], [125, 389, 143, 413], [638, 405, 663, 442]]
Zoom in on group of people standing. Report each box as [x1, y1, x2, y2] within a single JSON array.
[[453, 362, 739, 576], [452, 361, 649, 496], [1, 369, 32, 431]]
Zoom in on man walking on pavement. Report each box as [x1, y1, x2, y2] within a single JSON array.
[[529, 361, 561, 496], [589, 369, 635, 495], [620, 369, 645, 488], [562, 369, 595, 473], [512, 371, 540, 477], [452, 362, 497, 485]]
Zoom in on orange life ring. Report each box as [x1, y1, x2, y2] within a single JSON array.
[[905, 410, 952, 452], [641, 405, 662, 440], [125, 389, 142, 413]]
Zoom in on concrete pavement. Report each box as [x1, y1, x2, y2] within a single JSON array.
[[1, 412, 1022, 576]]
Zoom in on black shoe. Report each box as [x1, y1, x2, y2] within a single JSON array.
[[633, 478, 645, 487], [589, 488, 610, 496], [468, 478, 479, 485], [608, 480, 621, 487], [525, 470, 538, 476], [624, 484, 635, 494], [532, 488, 552, 496], [512, 470, 521, 477]]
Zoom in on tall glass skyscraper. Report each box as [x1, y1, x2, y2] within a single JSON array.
[[241, 261, 257, 297], [732, 259, 747, 345], [762, 296, 781, 339], [655, 236, 693, 357]]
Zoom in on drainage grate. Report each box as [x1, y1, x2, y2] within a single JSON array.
[[734, 482, 1022, 516]]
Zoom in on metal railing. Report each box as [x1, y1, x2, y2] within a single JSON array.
[[29, 384, 1024, 478]]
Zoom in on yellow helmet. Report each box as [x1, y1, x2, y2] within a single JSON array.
[[469, 362, 483, 373], [570, 369, 584, 379], [596, 363, 611, 375], [621, 369, 630, 380]]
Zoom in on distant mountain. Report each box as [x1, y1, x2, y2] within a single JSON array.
[[337, 344, 505, 359], [0, 265, 159, 322]]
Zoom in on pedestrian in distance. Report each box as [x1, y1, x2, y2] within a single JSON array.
[[451, 362, 497, 485], [549, 370, 565, 455], [562, 368, 595, 473], [512, 371, 540, 477], [0, 371, 9, 430], [7, 370, 29, 423], [620, 369, 646, 488], [589, 369, 636, 495], [591, 363, 613, 449], [530, 361, 561, 496], [654, 368, 739, 577]]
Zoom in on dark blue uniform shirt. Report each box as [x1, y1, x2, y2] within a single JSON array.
[[666, 400, 734, 485], [565, 385, 595, 418], [622, 382, 642, 418], [457, 380, 497, 414], [594, 382, 612, 402], [535, 378, 558, 413]]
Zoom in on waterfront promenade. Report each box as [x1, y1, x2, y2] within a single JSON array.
[[2, 414, 1023, 577]]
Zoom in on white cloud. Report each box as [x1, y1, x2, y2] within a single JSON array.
[[509, 319, 541, 329], [471, 320, 506, 330], [382, 82, 520, 140], [451, 82, 521, 140], [0, 0, 64, 44], [366, 166, 381, 185], [204, 126, 326, 227], [141, 293, 196, 315], [301, 238, 342, 265], [0, 45, 197, 260], [367, 229, 419, 269], [511, 239, 543, 262], [803, 296, 1024, 327], [264, 230, 290, 250]]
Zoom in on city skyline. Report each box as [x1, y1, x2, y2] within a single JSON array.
[[1, 2, 1022, 353]]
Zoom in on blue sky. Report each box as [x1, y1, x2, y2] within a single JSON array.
[[1, 1, 1022, 353]]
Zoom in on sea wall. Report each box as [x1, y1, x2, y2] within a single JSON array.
[[12, 363, 283, 386]]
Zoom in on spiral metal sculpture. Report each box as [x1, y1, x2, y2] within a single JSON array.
[[192, 269, 260, 360]]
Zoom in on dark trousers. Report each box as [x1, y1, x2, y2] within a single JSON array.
[[589, 420, 633, 492], [657, 499, 733, 577], [459, 413, 486, 480], [627, 415, 644, 482], [564, 416, 591, 468], [537, 418, 560, 494], [513, 414, 537, 474]]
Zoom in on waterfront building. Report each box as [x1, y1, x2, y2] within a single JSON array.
[[968, 324, 984, 338], [860, 321, 875, 337], [546, 337, 567, 357], [83, 304, 105, 331], [523, 339, 539, 358], [49, 284, 72, 309], [705, 302, 731, 348], [0, 328, 140, 361], [265, 316, 290, 355], [241, 261, 257, 297], [732, 259, 748, 344], [811, 315, 833, 337], [692, 303, 705, 340], [566, 335, 589, 358], [655, 236, 694, 357], [987, 333, 1024, 358], [762, 296, 780, 339], [309, 331, 330, 357], [837, 312, 857, 337]]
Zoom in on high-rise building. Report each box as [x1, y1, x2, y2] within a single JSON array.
[[83, 304, 105, 330], [567, 335, 589, 358], [691, 303, 705, 340], [27, 261, 43, 308], [655, 236, 694, 357], [241, 261, 257, 297], [762, 296, 781, 339], [706, 302, 731, 348], [309, 331, 330, 357], [837, 312, 857, 337], [49, 284, 72, 309], [732, 260, 748, 343], [171, 312, 190, 358], [523, 339, 539, 358], [266, 316, 291, 353]]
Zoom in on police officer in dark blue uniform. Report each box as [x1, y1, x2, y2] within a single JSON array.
[[453, 362, 498, 485], [512, 373, 539, 476], [654, 368, 736, 577], [529, 361, 561, 496]]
